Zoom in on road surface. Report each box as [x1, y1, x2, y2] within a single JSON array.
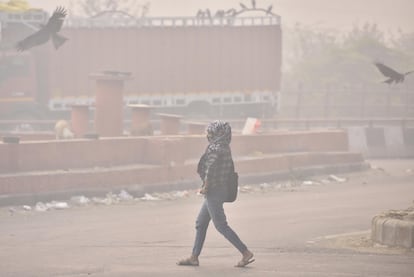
[[0, 160, 413, 276]]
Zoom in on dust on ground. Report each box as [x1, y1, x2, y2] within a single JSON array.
[[309, 158, 414, 255], [311, 230, 414, 256], [1, 159, 413, 257]]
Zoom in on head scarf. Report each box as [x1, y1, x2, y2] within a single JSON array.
[[206, 120, 232, 153]]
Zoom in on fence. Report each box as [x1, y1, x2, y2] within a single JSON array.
[[279, 89, 414, 118]]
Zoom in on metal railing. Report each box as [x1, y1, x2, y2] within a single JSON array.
[[1, 118, 413, 134], [226, 118, 414, 131], [0, 10, 47, 24], [64, 15, 281, 28]]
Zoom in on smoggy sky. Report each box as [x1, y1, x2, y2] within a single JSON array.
[[27, 0, 414, 33]]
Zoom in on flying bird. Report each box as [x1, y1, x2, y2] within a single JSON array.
[[266, 5, 273, 15], [226, 8, 237, 17], [374, 62, 414, 84], [16, 6, 68, 51]]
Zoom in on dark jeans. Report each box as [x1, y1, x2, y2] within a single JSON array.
[[192, 198, 248, 257]]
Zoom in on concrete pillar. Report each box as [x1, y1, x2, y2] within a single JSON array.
[[157, 113, 182, 135], [129, 104, 153, 136], [90, 72, 131, 137], [71, 104, 89, 138]]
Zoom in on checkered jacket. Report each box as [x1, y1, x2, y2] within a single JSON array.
[[197, 145, 234, 188]]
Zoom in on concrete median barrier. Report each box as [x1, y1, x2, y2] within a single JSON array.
[[0, 130, 367, 205], [372, 215, 414, 249], [347, 126, 414, 158], [0, 151, 367, 205]]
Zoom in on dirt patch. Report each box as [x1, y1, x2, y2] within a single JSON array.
[[378, 206, 414, 221], [313, 230, 414, 255]]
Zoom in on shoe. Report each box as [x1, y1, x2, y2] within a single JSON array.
[[235, 250, 255, 267], [177, 256, 199, 266]]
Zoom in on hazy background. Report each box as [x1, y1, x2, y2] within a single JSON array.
[[21, 0, 414, 118], [27, 0, 414, 33]]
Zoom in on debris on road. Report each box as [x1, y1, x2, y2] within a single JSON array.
[[34, 201, 70, 212], [141, 193, 160, 201], [328, 174, 347, 183], [172, 190, 190, 198], [70, 196, 91, 206], [47, 201, 69, 210], [2, 172, 355, 214], [260, 183, 271, 190], [239, 185, 254, 193], [118, 190, 134, 201], [302, 180, 320, 186], [8, 207, 16, 215], [320, 179, 331, 185], [92, 193, 119, 205], [35, 202, 48, 212]]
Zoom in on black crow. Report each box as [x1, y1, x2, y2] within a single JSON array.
[[226, 8, 237, 16], [266, 5, 273, 15], [196, 9, 204, 18], [16, 6, 68, 51], [214, 10, 225, 18], [374, 62, 414, 84], [205, 8, 212, 19]]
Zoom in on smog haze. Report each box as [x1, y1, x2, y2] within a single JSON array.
[[28, 0, 414, 32]]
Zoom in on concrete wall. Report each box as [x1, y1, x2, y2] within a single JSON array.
[[0, 130, 348, 174], [0, 152, 364, 196], [0, 129, 368, 198]]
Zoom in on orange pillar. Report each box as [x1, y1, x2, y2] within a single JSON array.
[[90, 72, 131, 137], [157, 113, 183, 135], [71, 104, 89, 138], [129, 104, 153, 136]]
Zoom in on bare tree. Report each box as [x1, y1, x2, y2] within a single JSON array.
[[69, 0, 150, 18]]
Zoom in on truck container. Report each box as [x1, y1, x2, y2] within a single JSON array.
[[1, 10, 282, 119]]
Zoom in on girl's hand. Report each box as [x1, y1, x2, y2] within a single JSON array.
[[199, 181, 208, 194], [199, 187, 207, 195]]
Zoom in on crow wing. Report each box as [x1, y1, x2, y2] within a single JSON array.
[[45, 6, 67, 34], [16, 28, 51, 51], [374, 62, 402, 79], [51, 33, 68, 49], [16, 6, 67, 51]]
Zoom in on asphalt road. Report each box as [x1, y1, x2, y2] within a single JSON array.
[[0, 160, 413, 277]]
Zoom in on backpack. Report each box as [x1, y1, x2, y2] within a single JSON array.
[[224, 161, 238, 203]]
